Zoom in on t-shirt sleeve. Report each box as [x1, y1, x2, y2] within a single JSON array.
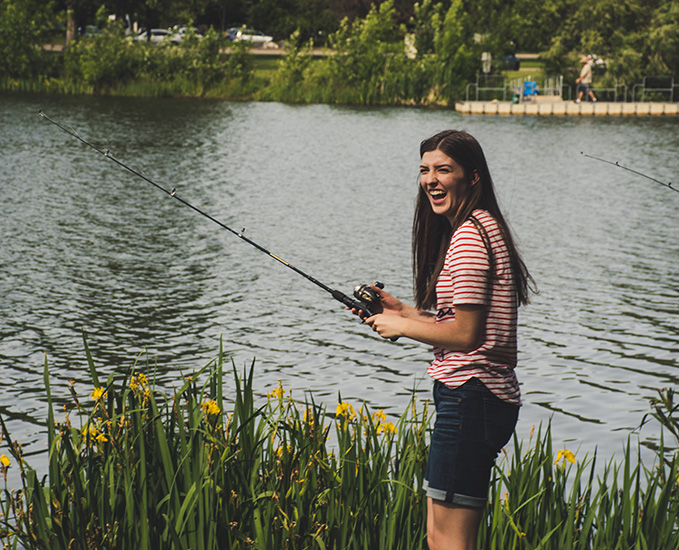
[[447, 224, 491, 306]]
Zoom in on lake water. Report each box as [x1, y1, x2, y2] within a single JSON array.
[[1, 91, 678, 480]]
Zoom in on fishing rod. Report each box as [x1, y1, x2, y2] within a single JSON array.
[[38, 110, 388, 326], [581, 152, 678, 194]]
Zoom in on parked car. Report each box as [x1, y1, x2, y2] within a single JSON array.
[[134, 29, 180, 44], [224, 27, 239, 41], [173, 26, 203, 41], [225, 27, 274, 46], [78, 25, 101, 36], [500, 54, 520, 71]]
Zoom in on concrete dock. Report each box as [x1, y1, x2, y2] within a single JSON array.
[[455, 100, 679, 116]]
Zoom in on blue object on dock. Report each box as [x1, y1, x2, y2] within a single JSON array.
[[523, 80, 538, 98]]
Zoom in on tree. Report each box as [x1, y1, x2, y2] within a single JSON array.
[[646, 0, 679, 77], [540, 0, 668, 87], [434, 0, 478, 101], [242, 0, 336, 43], [203, 0, 248, 32], [0, 0, 55, 77], [510, 0, 569, 53], [410, 0, 444, 56]]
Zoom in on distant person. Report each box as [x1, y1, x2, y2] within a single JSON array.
[[575, 55, 597, 103]]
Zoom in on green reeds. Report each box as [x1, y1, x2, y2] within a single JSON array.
[[481, 421, 679, 549], [0, 341, 677, 549], [0, 340, 430, 549]]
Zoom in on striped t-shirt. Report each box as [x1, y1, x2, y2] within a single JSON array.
[[427, 209, 521, 405]]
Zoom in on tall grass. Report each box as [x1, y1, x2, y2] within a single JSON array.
[[0, 339, 677, 549], [0, 339, 429, 549]]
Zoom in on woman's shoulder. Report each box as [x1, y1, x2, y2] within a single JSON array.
[[470, 209, 496, 225], [451, 211, 490, 247], [470, 209, 503, 236], [454, 209, 496, 235]]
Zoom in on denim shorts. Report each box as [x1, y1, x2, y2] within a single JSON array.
[[424, 377, 519, 508]]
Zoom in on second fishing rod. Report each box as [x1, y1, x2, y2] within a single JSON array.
[[39, 110, 389, 330]]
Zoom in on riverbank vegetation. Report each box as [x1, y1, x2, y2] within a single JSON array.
[[0, 340, 678, 549], [2, 0, 678, 105]]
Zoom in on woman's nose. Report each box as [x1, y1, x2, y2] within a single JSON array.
[[424, 172, 437, 186]]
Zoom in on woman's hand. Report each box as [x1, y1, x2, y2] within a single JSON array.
[[365, 313, 405, 340], [346, 284, 404, 319], [368, 284, 403, 316]]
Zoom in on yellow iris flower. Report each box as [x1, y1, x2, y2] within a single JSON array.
[[90, 387, 106, 400], [554, 449, 575, 465], [202, 400, 221, 416], [336, 402, 356, 420]]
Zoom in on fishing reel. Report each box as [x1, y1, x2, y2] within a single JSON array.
[[353, 281, 385, 316], [353, 281, 398, 342]]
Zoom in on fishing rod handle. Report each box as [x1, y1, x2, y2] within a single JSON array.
[[331, 290, 372, 319]]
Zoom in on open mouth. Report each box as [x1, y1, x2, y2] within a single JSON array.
[[429, 189, 446, 200]]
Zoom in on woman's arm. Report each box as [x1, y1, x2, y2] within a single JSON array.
[[366, 304, 486, 351], [371, 284, 435, 322], [350, 285, 486, 350]]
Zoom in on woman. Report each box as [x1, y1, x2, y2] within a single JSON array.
[[363, 130, 534, 550]]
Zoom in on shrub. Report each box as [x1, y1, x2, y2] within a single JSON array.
[[0, 0, 54, 79], [63, 27, 143, 90]]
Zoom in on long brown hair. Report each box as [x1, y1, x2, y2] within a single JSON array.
[[412, 130, 535, 310]]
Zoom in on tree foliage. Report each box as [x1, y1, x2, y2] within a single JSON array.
[[0, 0, 55, 78], [3, 0, 679, 102], [433, 0, 478, 101]]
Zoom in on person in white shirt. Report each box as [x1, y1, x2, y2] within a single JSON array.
[[576, 55, 597, 103]]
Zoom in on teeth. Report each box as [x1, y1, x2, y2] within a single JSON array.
[[430, 190, 446, 198]]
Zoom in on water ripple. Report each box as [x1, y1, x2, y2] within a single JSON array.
[[1, 93, 677, 479]]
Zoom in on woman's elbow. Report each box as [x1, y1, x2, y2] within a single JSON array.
[[459, 328, 485, 352]]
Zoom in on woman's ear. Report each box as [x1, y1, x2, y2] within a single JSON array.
[[471, 170, 480, 186]]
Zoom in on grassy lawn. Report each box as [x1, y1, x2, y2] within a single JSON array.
[[251, 55, 281, 80], [503, 57, 545, 81]]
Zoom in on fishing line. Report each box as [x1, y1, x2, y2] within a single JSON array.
[[581, 152, 678, 194], [38, 110, 387, 326]]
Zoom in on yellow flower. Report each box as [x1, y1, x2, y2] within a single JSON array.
[[554, 449, 575, 465], [380, 421, 397, 435], [130, 373, 149, 392], [375, 420, 397, 435], [202, 400, 221, 416], [83, 426, 107, 444], [130, 373, 151, 398], [275, 445, 291, 460], [336, 402, 356, 420], [90, 387, 106, 400], [0, 454, 10, 467], [268, 380, 285, 400], [372, 409, 387, 423]]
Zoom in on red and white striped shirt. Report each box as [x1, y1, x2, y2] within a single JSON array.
[[427, 209, 521, 405]]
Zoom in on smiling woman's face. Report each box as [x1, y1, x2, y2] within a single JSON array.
[[419, 149, 471, 224]]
